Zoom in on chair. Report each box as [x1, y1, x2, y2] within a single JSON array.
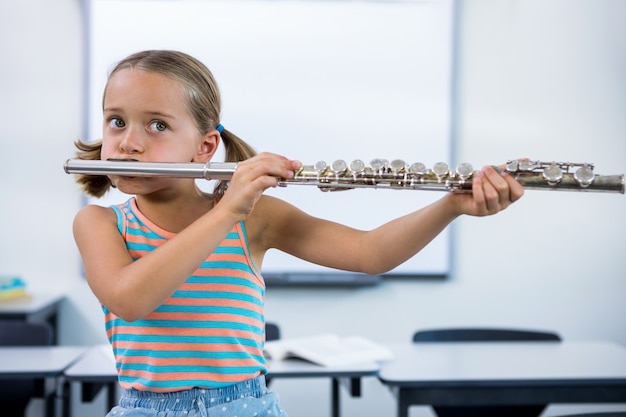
[[265, 322, 281, 387], [0, 320, 54, 417], [412, 327, 561, 417], [413, 327, 561, 343], [265, 322, 281, 342]]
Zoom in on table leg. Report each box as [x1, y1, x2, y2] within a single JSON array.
[[106, 382, 117, 410], [61, 380, 71, 417], [331, 378, 340, 417], [397, 389, 409, 417]]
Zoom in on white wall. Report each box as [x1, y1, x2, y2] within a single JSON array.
[[1, 1, 625, 416]]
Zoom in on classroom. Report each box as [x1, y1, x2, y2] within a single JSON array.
[[1, 1, 625, 416]]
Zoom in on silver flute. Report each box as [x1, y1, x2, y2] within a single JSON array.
[[64, 158, 625, 194]]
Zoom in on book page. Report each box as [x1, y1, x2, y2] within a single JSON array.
[[265, 334, 392, 367]]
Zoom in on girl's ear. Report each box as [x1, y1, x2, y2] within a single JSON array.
[[193, 130, 220, 163]]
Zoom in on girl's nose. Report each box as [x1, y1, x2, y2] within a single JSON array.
[[118, 129, 144, 154]]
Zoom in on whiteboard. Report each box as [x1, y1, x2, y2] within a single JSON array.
[[85, 0, 456, 277]]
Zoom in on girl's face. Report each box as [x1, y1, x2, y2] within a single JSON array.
[[100, 68, 203, 164]]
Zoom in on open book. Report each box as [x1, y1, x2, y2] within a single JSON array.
[[263, 333, 393, 367]]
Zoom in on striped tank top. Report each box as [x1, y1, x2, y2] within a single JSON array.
[[105, 198, 268, 392]]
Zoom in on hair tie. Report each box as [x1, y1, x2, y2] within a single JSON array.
[[216, 124, 224, 133]]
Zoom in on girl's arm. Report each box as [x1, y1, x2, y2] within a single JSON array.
[[260, 165, 524, 275], [73, 202, 243, 321], [74, 153, 300, 321]]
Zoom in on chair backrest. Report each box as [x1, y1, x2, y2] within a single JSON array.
[[412, 327, 561, 343], [265, 322, 281, 342], [550, 413, 626, 417], [0, 320, 53, 346]]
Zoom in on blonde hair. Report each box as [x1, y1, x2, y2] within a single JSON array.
[[74, 50, 256, 199]]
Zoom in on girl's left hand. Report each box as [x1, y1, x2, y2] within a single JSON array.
[[451, 165, 525, 217]]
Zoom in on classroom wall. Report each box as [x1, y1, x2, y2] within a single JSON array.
[[1, 1, 625, 416]]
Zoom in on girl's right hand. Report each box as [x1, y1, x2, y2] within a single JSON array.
[[217, 152, 301, 221]]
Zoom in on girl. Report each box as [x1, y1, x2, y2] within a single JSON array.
[[72, 50, 524, 417]]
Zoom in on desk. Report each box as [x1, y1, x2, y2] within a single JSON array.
[[0, 346, 86, 417], [378, 341, 626, 417], [62, 345, 119, 417], [63, 344, 379, 417], [0, 293, 64, 344]]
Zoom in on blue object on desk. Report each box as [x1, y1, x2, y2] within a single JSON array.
[[0, 276, 27, 301]]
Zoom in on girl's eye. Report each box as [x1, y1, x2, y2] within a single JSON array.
[[107, 117, 125, 129], [150, 121, 168, 132]]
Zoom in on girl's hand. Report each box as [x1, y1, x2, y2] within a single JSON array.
[[451, 165, 525, 217], [217, 152, 301, 221]]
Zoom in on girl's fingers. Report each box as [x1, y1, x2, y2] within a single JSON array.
[[470, 166, 524, 215], [237, 153, 300, 181]]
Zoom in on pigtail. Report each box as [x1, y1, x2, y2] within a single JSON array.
[[72, 139, 113, 198]]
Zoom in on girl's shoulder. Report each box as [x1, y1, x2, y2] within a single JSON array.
[[246, 194, 313, 243], [73, 203, 118, 229], [252, 194, 301, 217]]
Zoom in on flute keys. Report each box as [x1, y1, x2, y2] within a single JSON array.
[[408, 162, 426, 175], [506, 160, 520, 172], [349, 159, 366, 174], [507, 159, 540, 172], [306, 159, 606, 189], [432, 162, 450, 180], [455, 162, 474, 180], [507, 159, 539, 173], [574, 164, 595, 187], [542, 163, 563, 185], [370, 158, 387, 172], [315, 161, 327, 173], [389, 159, 406, 173], [331, 159, 348, 174]]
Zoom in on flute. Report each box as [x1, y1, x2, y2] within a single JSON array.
[[64, 158, 625, 194]]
